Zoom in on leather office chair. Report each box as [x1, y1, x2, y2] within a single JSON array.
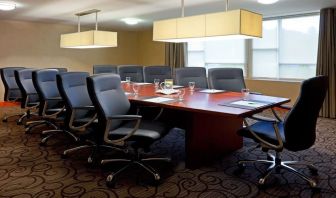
[[117, 65, 144, 82], [28, 69, 65, 134], [87, 73, 171, 187], [93, 65, 118, 74], [237, 76, 328, 187], [1, 67, 25, 122], [175, 67, 208, 88], [14, 69, 40, 124], [208, 68, 246, 92], [57, 72, 109, 163], [143, 65, 172, 83]]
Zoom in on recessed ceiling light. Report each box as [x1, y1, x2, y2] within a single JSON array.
[[0, 1, 16, 11], [121, 18, 142, 25], [258, 0, 279, 4]]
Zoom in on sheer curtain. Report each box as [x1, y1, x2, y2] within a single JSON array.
[[316, 8, 336, 118]]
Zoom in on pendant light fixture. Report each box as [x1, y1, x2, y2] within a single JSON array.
[[60, 9, 117, 49], [153, 0, 263, 42]]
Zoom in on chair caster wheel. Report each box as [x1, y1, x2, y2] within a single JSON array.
[[237, 162, 246, 170], [88, 157, 94, 164], [39, 142, 46, 146], [17, 121, 22, 125], [25, 128, 31, 134], [309, 181, 317, 188], [2, 119, 8, 122], [106, 174, 116, 188], [258, 178, 265, 185], [153, 173, 160, 181]]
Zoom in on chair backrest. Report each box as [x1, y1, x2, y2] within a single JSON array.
[[33, 69, 62, 115], [175, 67, 208, 88], [117, 65, 144, 82], [284, 75, 328, 151], [48, 68, 68, 73], [93, 65, 118, 74], [57, 72, 93, 121], [208, 68, 246, 92], [143, 65, 172, 83], [14, 69, 39, 108], [0, 67, 25, 101], [87, 74, 130, 130]]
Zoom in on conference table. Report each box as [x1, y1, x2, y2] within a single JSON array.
[[122, 83, 290, 168]]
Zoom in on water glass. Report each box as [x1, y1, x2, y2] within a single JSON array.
[[241, 88, 250, 100], [177, 89, 185, 101], [188, 82, 195, 91], [126, 77, 131, 83], [132, 83, 140, 95], [154, 79, 160, 89]]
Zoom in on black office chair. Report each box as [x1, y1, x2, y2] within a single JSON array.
[[175, 67, 208, 88], [1, 67, 25, 122], [208, 68, 246, 92], [57, 72, 110, 163], [143, 66, 172, 83], [117, 65, 144, 82], [93, 65, 118, 74], [237, 75, 328, 188], [14, 69, 40, 124], [28, 69, 65, 134], [87, 73, 171, 187]]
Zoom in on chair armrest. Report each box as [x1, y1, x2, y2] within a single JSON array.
[[73, 106, 96, 110], [136, 106, 164, 121], [243, 118, 283, 150], [104, 115, 142, 147], [249, 115, 278, 123], [107, 114, 142, 120]]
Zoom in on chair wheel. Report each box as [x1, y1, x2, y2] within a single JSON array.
[[88, 157, 94, 164], [153, 173, 160, 181], [39, 142, 46, 146], [237, 162, 246, 170], [106, 174, 116, 188], [61, 153, 67, 159], [309, 180, 317, 188], [2, 119, 8, 122], [258, 178, 265, 185], [17, 121, 22, 125]]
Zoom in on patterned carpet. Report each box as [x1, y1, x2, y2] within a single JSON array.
[[1, 108, 336, 197]]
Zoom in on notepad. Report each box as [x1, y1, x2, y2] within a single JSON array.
[[124, 92, 132, 95], [143, 97, 175, 103], [198, 89, 226, 94], [230, 100, 268, 108], [172, 85, 184, 89], [156, 89, 179, 95], [134, 82, 152, 85]]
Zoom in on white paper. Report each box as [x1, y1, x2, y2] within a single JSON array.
[[124, 92, 132, 95], [134, 82, 152, 85], [199, 89, 225, 93], [173, 85, 184, 89], [143, 97, 175, 103], [156, 89, 179, 95], [231, 100, 268, 108]]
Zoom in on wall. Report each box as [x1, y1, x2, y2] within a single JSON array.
[[137, 30, 165, 66], [0, 19, 140, 100]]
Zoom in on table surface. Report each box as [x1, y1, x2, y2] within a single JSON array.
[[123, 83, 290, 117], [0, 101, 20, 107]]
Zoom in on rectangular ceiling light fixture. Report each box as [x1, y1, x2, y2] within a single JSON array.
[[60, 9, 117, 49], [153, 0, 262, 42]]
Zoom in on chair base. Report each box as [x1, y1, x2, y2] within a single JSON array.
[[102, 153, 171, 188], [25, 120, 58, 133], [40, 129, 79, 146], [2, 113, 24, 123], [238, 153, 317, 188]]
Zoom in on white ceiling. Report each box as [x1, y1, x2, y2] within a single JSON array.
[[0, 0, 335, 30]]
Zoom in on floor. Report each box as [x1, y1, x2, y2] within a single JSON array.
[[0, 108, 336, 197]]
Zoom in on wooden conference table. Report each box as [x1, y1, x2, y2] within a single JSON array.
[[123, 83, 290, 168]]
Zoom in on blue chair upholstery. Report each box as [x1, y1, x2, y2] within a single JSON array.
[[175, 67, 208, 88], [208, 68, 246, 92], [143, 65, 172, 83], [1, 67, 25, 101], [93, 65, 117, 74], [117, 65, 144, 82]]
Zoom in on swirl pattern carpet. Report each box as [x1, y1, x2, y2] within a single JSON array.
[[0, 108, 336, 197]]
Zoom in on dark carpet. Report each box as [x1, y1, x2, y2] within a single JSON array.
[[0, 108, 336, 198]]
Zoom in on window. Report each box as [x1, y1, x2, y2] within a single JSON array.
[[187, 14, 320, 80], [187, 39, 246, 75], [252, 15, 320, 79]]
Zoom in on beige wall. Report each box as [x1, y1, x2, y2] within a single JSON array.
[[137, 30, 165, 66]]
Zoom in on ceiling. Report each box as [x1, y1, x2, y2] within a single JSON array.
[[0, 0, 335, 30]]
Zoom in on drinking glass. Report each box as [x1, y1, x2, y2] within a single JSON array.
[[164, 79, 174, 90], [132, 83, 140, 95], [126, 77, 131, 83], [177, 88, 185, 101], [188, 81, 195, 91], [154, 79, 160, 89], [241, 88, 250, 100]]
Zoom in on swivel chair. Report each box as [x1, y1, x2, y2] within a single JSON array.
[[237, 76, 328, 188], [93, 65, 118, 74], [175, 67, 208, 88], [143, 66, 172, 83], [87, 73, 171, 187], [117, 65, 144, 82]]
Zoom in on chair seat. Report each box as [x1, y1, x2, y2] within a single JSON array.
[[109, 120, 169, 141], [238, 121, 286, 146]]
